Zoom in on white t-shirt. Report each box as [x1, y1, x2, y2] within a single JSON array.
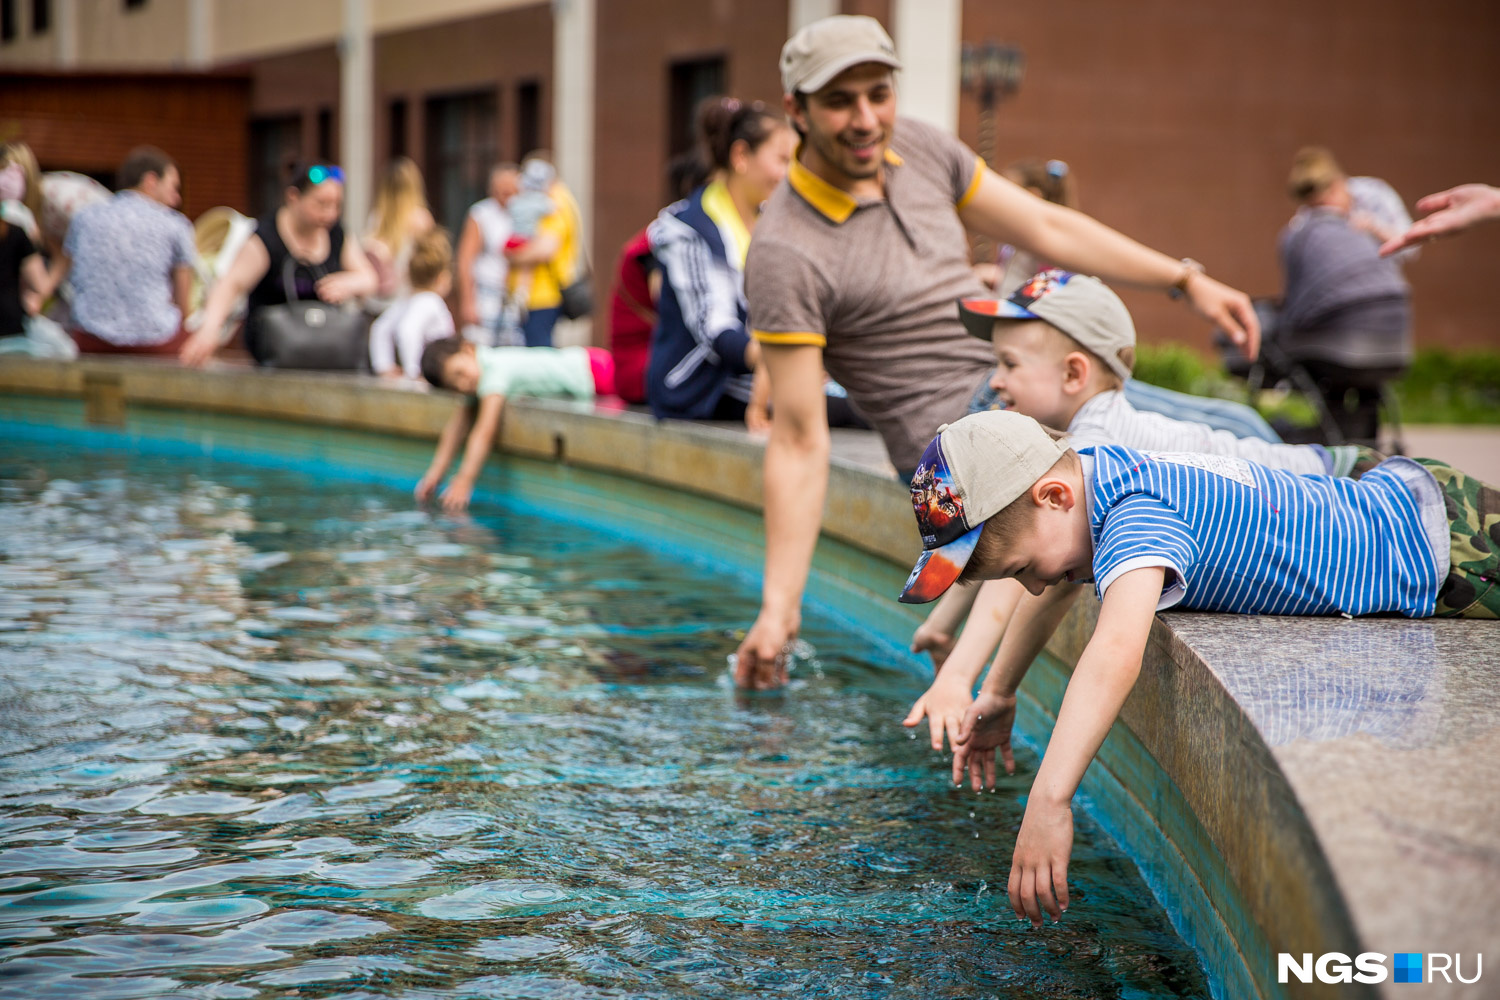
[[467, 198, 513, 326], [1068, 389, 1332, 476], [369, 290, 455, 378]]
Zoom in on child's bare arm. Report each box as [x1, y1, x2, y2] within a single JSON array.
[[951, 582, 1081, 788], [442, 394, 505, 512], [417, 403, 475, 501], [910, 580, 980, 671], [903, 579, 1024, 752], [1007, 566, 1163, 928]]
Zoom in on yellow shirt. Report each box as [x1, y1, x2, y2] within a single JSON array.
[[511, 180, 582, 311]]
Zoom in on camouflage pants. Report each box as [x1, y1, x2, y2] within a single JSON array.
[[1416, 459, 1500, 618]]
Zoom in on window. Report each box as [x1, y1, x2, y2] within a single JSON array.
[[248, 115, 302, 217], [31, 0, 48, 34], [425, 90, 498, 236], [1, 0, 16, 43], [388, 99, 408, 160], [667, 56, 726, 162], [124, 0, 146, 9], [516, 80, 540, 160], [316, 108, 333, 162]]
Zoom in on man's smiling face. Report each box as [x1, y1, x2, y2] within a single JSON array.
[[796, 63, 897, 183]]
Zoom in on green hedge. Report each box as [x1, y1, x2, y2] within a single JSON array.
[[1134, 345, 1500, 426]]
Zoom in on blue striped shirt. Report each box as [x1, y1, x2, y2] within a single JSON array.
[[1084, 445, 1440, 617]]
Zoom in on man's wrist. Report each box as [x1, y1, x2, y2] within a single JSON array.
[[1167, 258, 1204, 300]]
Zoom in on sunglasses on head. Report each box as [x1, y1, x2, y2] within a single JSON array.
[[307, 164, 345, 185]]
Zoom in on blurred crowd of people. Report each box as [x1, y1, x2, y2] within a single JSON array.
[[0, 140, 587, 381], [1, 67, 1495, 450]]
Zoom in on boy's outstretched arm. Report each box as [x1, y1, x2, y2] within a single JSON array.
[[442, 394, 506, 512], [910, 580, 981, 671], [417, 402, 476, 502], [1005, 566, 1162, 928], [904, 579, 1025, 752], [951, 582, 1081, 789]]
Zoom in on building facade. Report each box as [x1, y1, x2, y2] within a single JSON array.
[[2, 0, 1498, 348]]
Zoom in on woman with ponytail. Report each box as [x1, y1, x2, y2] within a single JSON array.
[[645, 97, 795, 422]]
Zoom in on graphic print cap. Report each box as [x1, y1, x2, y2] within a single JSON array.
[[957, 269, 1136, 381], [898, 410, 1069, 604]]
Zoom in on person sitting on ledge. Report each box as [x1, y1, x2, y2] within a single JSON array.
[[897, 410, 1498, 929], [415, 337, 616, 512], [369, 228, 456, 381], [904, 269, 1385, 753]]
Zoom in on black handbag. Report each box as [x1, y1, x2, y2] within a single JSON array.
[[559, 273, 593, 320], [249, 258, 371, 370]]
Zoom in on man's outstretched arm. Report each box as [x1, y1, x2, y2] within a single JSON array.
[[959, 169, 1261, 360], [733, 342, 829, 690]]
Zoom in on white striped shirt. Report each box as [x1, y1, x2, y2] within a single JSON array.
[[1069, 390, 1345, 476], [1084, 445, 1441, 617]]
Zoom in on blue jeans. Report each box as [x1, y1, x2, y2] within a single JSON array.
[[521, 307, 561, 348], [965, 373, 1282, 443]]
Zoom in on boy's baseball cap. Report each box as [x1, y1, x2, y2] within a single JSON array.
[[899, 410, 1069, 604], [780, 15, 902, 96], [958, 269, 1136, 381]]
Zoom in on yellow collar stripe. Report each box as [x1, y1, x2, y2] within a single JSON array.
[[700, 178, 751, 268], [787, 145, 905, 224]]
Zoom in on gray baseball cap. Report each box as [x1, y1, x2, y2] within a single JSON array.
[[780, 15, 902, 96], [958, 269, 1136, 381], [898, 410, 1069, 604]]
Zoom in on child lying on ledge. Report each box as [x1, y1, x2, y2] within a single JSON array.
[[906, 269, 1383, 752], [898, 410, 1497, 928], [415, 337, 615, 512]]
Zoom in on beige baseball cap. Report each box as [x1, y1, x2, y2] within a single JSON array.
[[780, 15, 902, 96], [899, 410, 1069, 604], [958, 269, 1136, 380]]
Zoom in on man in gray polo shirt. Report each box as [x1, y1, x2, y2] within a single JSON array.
[[735, 15, 1262, 689]]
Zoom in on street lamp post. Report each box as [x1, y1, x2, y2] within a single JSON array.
[[960, 41, 1024, 263], [960, 41, 1025, 171]]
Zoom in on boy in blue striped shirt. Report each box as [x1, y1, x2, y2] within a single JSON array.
[[897, 410, 1496, 929], [906, 270, 1374, 745]]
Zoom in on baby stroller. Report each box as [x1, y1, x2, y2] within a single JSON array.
[[1218, 298, 1410, 453]]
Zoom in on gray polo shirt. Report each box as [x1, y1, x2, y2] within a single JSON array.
[[746, 116, 997, 472]]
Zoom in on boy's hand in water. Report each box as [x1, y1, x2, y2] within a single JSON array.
[[952, 690, 1018, 790], [440, 475, 474, 513], [414, 471, 442, 503], [1009, 799, 1073, 928], [902, 672, 973, 753], [910, 619, 957, 672]]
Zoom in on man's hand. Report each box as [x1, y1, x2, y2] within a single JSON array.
[[1380, 184, 1500, 257], [910, 618, 957, 672], [733, 610, 796, 690], [440, 475, 474, 513], [952, 690, 1018, 790], [902, 673, 973, 753], [1008, 799, 1073, 927], [1185, 272, 1260, 361], [414, 471, 442, 504], [179, 328, 219, 368]]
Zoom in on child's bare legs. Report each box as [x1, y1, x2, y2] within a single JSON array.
[[911, 581, 981, 671]]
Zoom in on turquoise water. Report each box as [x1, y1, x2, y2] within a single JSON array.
[[0, 437, 1209, 998]]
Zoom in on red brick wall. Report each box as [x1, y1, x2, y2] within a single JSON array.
[[959, 0, 1500, 350], [375, 4, 553, 170], [592, 0, 787, 338], [0, 72, 251, 219]]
